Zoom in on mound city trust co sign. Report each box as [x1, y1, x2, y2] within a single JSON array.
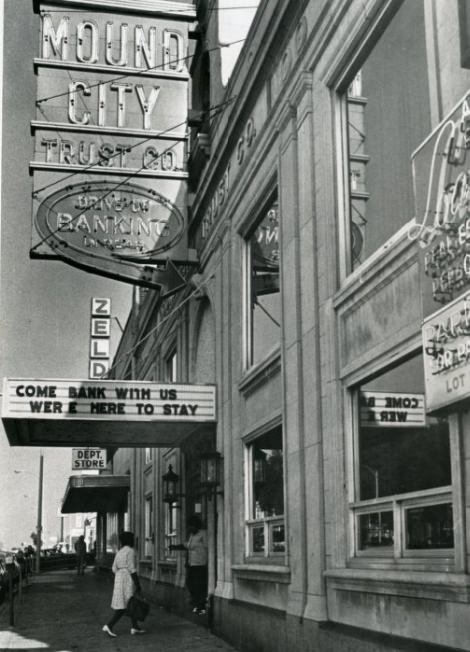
[[31, 1, 196, 289]]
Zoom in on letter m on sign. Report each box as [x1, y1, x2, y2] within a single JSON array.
[[42, 15, 69, 60]]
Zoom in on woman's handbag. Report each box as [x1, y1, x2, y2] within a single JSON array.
[[127, 594, 150, 621]]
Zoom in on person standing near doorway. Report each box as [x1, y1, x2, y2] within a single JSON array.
[[171, 514, 208, 615], [74, 535, 86, 576]]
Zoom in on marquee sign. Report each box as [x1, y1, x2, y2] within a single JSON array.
[[410, 89, 470, 307], [3, 379, 216, 421], [2, 378, 217, 447], [31, 1, 197, 289], [422, 292, 470, 413]]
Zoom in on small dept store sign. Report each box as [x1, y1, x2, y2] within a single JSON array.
[[422, 292, 470, 412], [72, 448, 106, 470], [360, 392, 426, 427], [3, 379, 216, 422]]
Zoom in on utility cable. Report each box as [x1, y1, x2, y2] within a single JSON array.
[[104, 283, 202, 379], [36, 38, 246, 106], [32, 93, 236, 197], [30, 138, 181, 256], [103, 254, 222, 380], [40, 6, 260, 13], [29, 95, 236, 255]]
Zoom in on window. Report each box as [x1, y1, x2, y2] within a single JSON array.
[[244, 198, 280, 368], [106, 513, 119, 552], [343, 0, 431, 271], [144, 448, 152, 465], [245, 425, 285, 558], [352, 355, 453, 559], [165, 349, 177, 382], [144, 495, 154, 558], [164, 502, 179, 560]]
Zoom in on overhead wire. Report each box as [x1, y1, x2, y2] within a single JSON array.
[[32, 91, 236, 197], [35, 37, 246, 106], [40, 6, 260, 13], [104, 250, 223, 380], [30, 94, 237, 255], [104, 284, 201, 379]]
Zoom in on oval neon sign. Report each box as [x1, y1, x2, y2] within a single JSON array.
[[35, 180, 185, 262]]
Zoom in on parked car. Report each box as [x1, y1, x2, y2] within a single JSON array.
[[0, 551, 21, 604]]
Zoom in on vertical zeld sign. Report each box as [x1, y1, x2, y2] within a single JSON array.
[[31, 1, 196, 289], [89, 297, 111, 379]]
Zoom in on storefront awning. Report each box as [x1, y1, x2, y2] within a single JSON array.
[[61, 474, 130, 514], [2, 378, 217, 447]]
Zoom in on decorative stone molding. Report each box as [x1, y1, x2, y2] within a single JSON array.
[[295, 16, 308, 55]]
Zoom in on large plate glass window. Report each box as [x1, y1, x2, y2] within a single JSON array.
[[245, 196, 280, 368], [245, 425, 285, 559], [352, 354, 453, 560], [343, 0, 431, 272]]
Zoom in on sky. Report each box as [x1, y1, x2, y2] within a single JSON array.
[[0, 0, 132, 551]]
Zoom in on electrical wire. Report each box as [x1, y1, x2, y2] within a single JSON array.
[[36, 37, 246, 106], [32, 93, 236, 197], [29, 95, 237, 255], [104, 250, 222, 380], [104, 283, 202, 379], [30, 138, 182, 256], [40, 6, 260, 13]]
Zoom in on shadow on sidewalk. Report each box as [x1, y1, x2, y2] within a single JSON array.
[[0, 569, 236, 652]]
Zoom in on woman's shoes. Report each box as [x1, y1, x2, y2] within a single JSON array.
[[102, 625, 117, 637], [131, 628, 146, 635]]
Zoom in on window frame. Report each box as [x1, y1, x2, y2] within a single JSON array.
[[346, 362, 464, 569], [243, 419, 286, 561], [242, 193, 280, 371], [334, 0, 433, 282], [164, 347, 178, 382], [143, 493, 154, 559]]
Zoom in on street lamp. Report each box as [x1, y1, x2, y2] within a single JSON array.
[[14, 450, 44, 573]]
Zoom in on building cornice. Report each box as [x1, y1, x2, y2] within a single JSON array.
[[35, 0, 196, 20]]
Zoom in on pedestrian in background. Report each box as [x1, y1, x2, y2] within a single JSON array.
[[74, 535, 86, 576], [102, 530, 145, 637], [170, 514, 208, 615]]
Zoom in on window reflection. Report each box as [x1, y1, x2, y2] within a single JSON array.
[[406, 503, 454, 549], [359, 356, 451, 501], [359, 511, 394, 550], [248, 199, 280, 366]]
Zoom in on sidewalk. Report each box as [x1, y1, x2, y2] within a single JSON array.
[[0, 569, 239, 652]]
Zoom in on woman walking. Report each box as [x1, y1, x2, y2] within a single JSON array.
[[102, 531, 145, 637]]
